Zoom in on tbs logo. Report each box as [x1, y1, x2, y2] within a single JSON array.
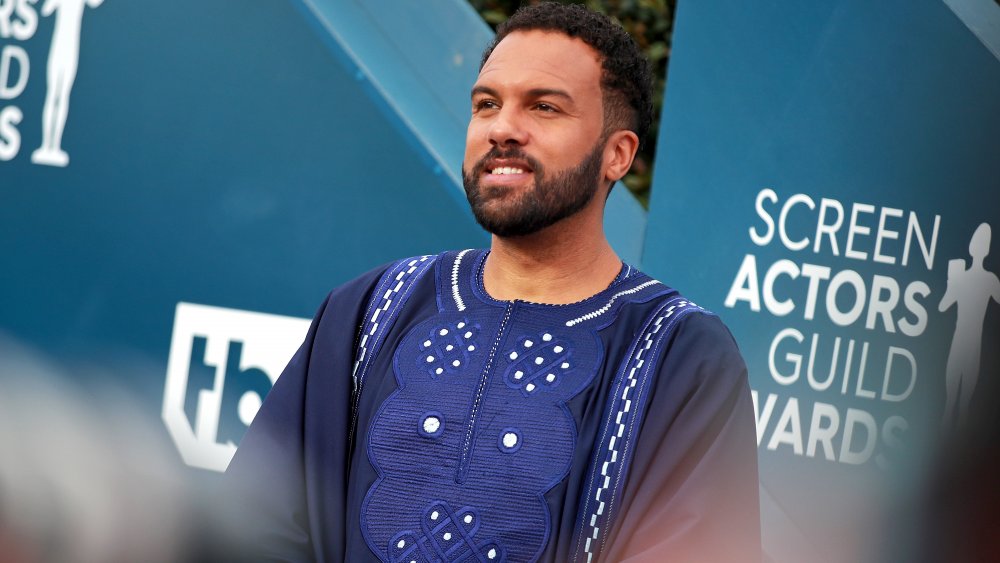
[[162, 303, 310, 472]]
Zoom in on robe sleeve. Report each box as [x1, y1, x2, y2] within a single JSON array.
[[602, 312, 761, 563], [224, 265, 387, 562]]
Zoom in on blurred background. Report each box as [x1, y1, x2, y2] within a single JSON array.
[[2, 0, 998, 560]]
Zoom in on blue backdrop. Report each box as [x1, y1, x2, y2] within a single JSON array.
[[642, 0, 1000, 559]]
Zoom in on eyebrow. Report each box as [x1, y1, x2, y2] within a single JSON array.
[[470, 85, 575, 102]]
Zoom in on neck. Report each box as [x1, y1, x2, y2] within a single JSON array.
[[482, 209, 622, 304]]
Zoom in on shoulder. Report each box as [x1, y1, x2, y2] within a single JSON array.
[[298, 255, 440, 346], [627, 270, 737, 347], [323, 254, 441, 308], [629, 278, 746, 386], [668, 305, 741, 360], [659, 307, 748, 405]]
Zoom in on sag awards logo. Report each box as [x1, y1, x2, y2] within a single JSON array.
[[162, 303, 311, 472], [726, 188, 999, 468], [0, 0, 102, 167]]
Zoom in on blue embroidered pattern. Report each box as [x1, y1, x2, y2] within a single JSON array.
[[416, 319, 481, 379], [502, 332, 574, 397], [387, 501, 505, 563], [362, 250, 671, 562]]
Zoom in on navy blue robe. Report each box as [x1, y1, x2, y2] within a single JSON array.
[[226, 249, 760, 562]]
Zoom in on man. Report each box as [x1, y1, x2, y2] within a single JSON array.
[[227, 3, 760, 562]]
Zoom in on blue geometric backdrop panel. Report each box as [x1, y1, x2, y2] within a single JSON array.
[[642, 0, 1000, 560], [1, 0, 497, 472]]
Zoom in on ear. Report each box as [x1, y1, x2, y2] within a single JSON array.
[[602, 129, 640, 184]]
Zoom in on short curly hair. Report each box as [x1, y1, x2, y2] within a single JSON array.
[[479, 2, 654, 145]]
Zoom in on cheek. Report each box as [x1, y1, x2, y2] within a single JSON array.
[[463, 124, 489, 166]]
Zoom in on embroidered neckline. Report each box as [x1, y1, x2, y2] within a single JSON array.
[[565, 280, 662, 327]]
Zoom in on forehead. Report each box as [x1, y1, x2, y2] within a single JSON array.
[[476, 30, 603, 96]]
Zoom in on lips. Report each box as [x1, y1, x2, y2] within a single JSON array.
[[484, 158, 534, 177], [466, 150, 542, 191], [491, 166, 527, 175], [480, 162, 532, 188]]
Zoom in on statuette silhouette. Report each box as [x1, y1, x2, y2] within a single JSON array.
[[939, 223, 1000, 426], [31, 0, 103, 168]]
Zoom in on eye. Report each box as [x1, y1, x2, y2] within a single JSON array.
[[473, 99, 499, 112], [533, 102, 559, 113]]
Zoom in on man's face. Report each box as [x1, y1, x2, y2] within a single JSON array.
[[462, 30, 607, 237]]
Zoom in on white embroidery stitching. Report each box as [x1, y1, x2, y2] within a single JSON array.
[[582, 300, 698, 562], [353, 256, 430, 381], [452, 249, 472, 312], [565, 280, 661, 327]]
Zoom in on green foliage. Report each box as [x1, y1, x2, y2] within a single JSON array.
[[467, 0, 677, 208]]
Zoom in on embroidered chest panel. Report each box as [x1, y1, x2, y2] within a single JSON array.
[[361, 250, 669, 562]]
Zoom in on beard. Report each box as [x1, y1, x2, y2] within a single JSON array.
[[462, 140, 604, 238]]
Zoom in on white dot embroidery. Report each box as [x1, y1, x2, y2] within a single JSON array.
[[561, 362, 570, 369], [468, 345, 476, 352], [553, 345, 564, 353], [514, 371, 523, 380], [397, 539, 405, 549], [452, 360, 461, 367], [426, 356, 435, 363], [502, 432, 518, 448], [509, 351, 518, 360], [423, 340, 432, 348], [431, 510, 439, 520], [443, 532, 452, 541], [435, 368, 443, 375], [488, 548, 497, 559], [524, 340, 533, 348], [534, 357, 544, 365], [457, 322, 466, 329], [546, 374, 556, 383], [446, 344, 454, 351], [464, 514, 473, 524], [422, 416, 440, 434], [542, 333, 552, 341], [464, 331, 473, 339], [526, 383, 536, 392], [439, 328, 449, 336]]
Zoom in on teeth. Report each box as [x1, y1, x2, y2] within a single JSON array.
[[491, 167, 525, 175]]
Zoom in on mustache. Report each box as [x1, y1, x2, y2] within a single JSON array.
[[470, 147, 543, 177]]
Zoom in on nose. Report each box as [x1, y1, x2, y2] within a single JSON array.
[[487, 106, 529, 147]]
